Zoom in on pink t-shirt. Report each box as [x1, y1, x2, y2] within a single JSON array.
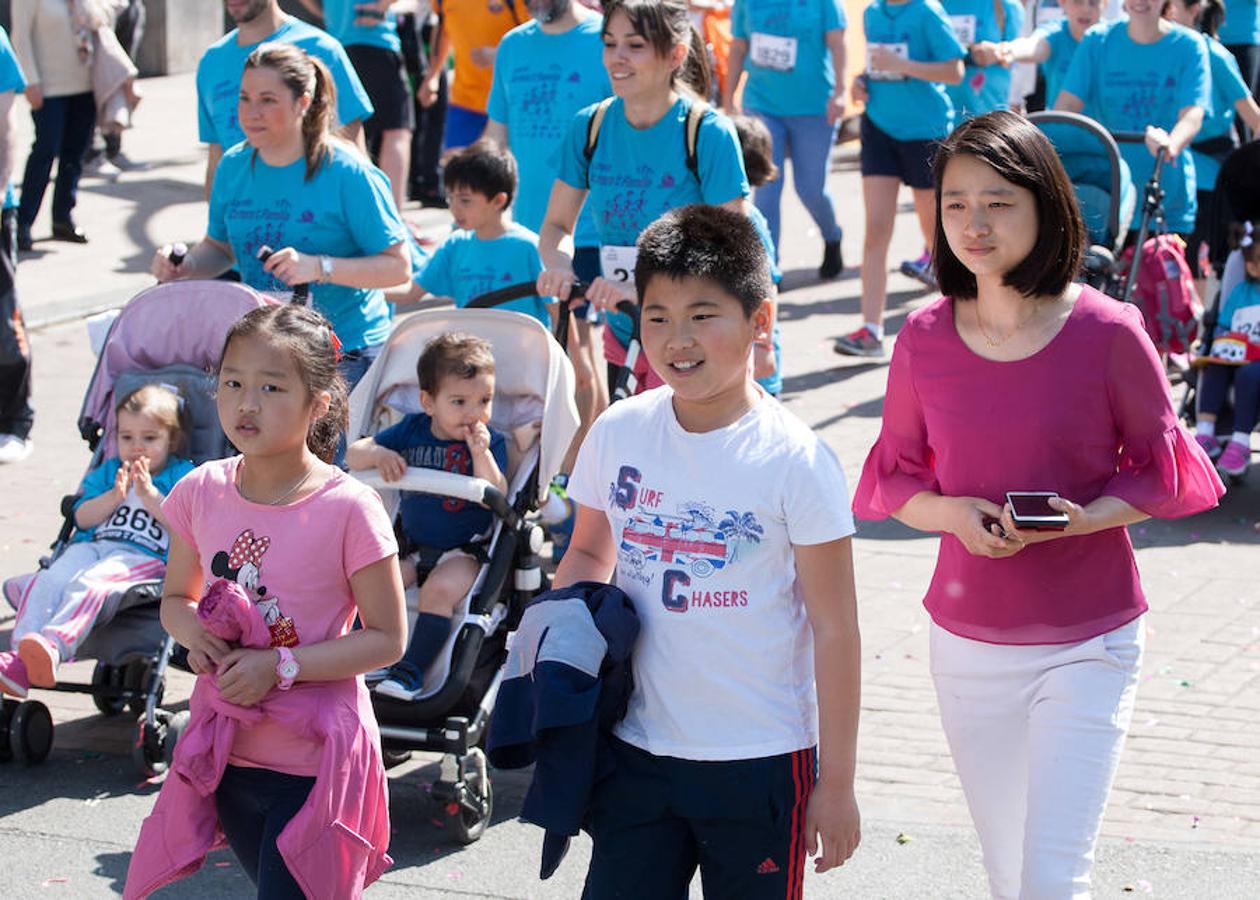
[[163, 457, 398, 775], [853, 288, 1223, 645]]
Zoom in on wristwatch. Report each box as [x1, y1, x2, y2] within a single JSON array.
[[318, 255, 334, 284], [275, 646, 300, 691]]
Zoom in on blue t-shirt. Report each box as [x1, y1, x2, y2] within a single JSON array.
[[418, 223, 553, 326], [732, 0, 848, 117], [942, 0, 1023, 117], [486, 18, 611, 247], [1061, 21, 1210, 234], [863, 0, 967, 141], [1217, 278, 1260, 338], [1219, 0, 1260, 45], [374, 413, 509, 550], [196, 17, 374, 148], [0, 27, 26, 210], [72, 457, 195, 559], [1036, 18, 1080, 108], [208, 142, 409, 350], [555, 96, 750, 345], [321, 0, 402, 52], [1192, 36, 1250, 192], [748, 204, 783, 396]]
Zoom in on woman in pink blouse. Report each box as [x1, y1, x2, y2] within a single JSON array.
[[853, 111, 1223, 899]]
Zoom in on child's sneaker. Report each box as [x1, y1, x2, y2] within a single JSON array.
[[833, 326, 886, 359], [2, 572, 32, 611], [0, 651, 30, 699], [899, 249, 937, 290], [374, 661, 425, 701], [1194, 432, 1222, 461], [1216, 440, 1251, 478], [542, 475, 575, 563], [18, 633, 59, 688]]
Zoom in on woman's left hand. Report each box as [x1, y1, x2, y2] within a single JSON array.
[[1144, 126, 1175, 160], [262, 247, 320, 287], [215, 648, 279, 707], [998, 495, 1089, 546]]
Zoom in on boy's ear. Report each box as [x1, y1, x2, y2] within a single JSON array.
[[752, 297, 773, 339], [491, 191, 509, 212], [419, 389, 436, 416]]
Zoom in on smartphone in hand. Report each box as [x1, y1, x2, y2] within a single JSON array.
[[1006, 492, 1070, 531]]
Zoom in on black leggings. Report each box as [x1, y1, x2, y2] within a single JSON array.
[[215, 765, 316, 899], [1198, 361, 1260, 435]]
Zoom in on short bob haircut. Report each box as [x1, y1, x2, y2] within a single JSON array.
[[442, 139, 517, 208], [932, 111, 1085, 301], [634, 205, 772, 317]]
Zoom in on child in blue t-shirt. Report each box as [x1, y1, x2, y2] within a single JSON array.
[[999, 0, 1102, 107], [941, 0, 1024, 117], [408, 141, 556, 327], [347, 333, 509, 699], [1, 385, 194, 697], [1195, 227, 1260, 478], [835, 0, 965, 359]]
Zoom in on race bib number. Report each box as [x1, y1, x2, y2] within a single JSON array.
[[866, 43, 909, 81], [750, 33, 798, 72], [94, 488, 167, 555], [949, 14, 977, 46], [1036, 0, 1065, 24], [600, 245, 639, 286], [1231, 305, 1260, 341]]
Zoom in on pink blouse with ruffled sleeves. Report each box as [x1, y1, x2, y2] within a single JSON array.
[[853, 288, 1224, 645]]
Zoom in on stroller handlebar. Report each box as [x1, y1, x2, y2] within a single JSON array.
[[351, 468, 515, 522]]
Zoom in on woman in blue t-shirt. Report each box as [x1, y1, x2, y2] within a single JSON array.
[[998, 0, 1102, 108], [1220, 0, 1260, 138], [1054, 0, 1210, 242], [724, 0, 849, 279], [152, 43, 409, 391], [536, 0, 750, 393]]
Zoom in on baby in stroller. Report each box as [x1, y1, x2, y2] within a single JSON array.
[[1194, 223, 1260, 478], [347, 333, 509, 700], [1, 384, 194, 697]]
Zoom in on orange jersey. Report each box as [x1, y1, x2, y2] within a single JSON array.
[[438, 0, 528, 112]]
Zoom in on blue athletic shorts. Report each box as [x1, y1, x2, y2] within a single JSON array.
[[443, 104, 488, 151], [583, 738, 818, 899], [859, 114, 938, 190], [571, 245, 601, 321]]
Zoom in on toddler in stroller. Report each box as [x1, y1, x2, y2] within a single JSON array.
[[347, 332, 510, 700], [1, 385, 194, 697]]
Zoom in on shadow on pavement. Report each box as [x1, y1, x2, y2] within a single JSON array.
[[76, 175, 205, 276]]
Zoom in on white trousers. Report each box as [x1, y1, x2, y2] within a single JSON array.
[[930, 618, 1144, 900], [13, 541, 164, 658]]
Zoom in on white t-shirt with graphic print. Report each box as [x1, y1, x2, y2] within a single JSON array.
[[568, 386, 856, 761]]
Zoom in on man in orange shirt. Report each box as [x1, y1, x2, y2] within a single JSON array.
[[419, 0, 528, 150]]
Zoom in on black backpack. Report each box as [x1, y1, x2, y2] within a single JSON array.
[[582, 96, 708, 188]]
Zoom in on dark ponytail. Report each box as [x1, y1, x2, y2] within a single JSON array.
[[220, 305, 349, 464], [1198, 0, 1225, 36], [244, 42, 337, 181], [603, 0, 710, 100], [680, 25, 712, 101]]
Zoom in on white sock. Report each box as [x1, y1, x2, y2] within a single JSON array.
[[864, 322, 885, 340], [1196, 420, 1216, 437], [1230, 432, 1250, 448]]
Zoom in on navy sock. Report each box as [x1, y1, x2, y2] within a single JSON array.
[[399, 613, 453, 675]]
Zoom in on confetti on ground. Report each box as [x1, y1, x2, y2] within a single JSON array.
[[447, 871, 464, 880], [41, 877, 68, 887], [1179, 680, 1192, 687], [1192, 815, 1201, 829], [895, 833, 913, 845]]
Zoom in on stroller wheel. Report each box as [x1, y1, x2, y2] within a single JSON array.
[[9, 700, 53, 765], [91, 663, 128, 717], [161, 710, 191, 768], [132, 710, 172, 779], [126, 660, 165, 717], [449, 747, 493, 845]]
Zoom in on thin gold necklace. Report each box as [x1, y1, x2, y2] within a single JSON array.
[[975, 300, 1040, 348], [240, 460, 316, 506]]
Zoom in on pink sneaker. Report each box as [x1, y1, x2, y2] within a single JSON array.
[[0, 651, 30, 699], [1216, 440, 1251, 478], [1194, 433, 1222, 461], [18, 633, 59, 688]]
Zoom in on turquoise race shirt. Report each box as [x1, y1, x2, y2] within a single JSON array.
[[196, 16, 374, 148], [0, 27, 26, 210], [731, 0, 848, 117], [942, 0, 1023, 117], [1061, 20, 1210, 234], [208, 143, 408, 350], [1192, 36, 1250, 192], [418, 222, 553, 326], [862, 0, 967, 141], [320, 0, 402, 52], [1219, 0, 1260, 45], [1036, 18, 1080, 108], [486, 17, 611, 247]]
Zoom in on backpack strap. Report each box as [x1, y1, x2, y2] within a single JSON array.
[[683, 97, 708, 183], [583, 97, 616, 189]]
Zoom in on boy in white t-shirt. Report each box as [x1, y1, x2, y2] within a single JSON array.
[[556, 204, 862, 898]]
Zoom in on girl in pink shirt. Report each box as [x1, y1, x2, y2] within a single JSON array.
[[134, 304, 407, 898], [853, 111, 1223, 898]]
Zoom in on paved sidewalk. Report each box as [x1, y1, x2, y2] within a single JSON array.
[[2, 72, 1258, 898]]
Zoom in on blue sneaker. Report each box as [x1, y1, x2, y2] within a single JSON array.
[[899, 249, 937, 290], [374, 661, 425, 701]]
